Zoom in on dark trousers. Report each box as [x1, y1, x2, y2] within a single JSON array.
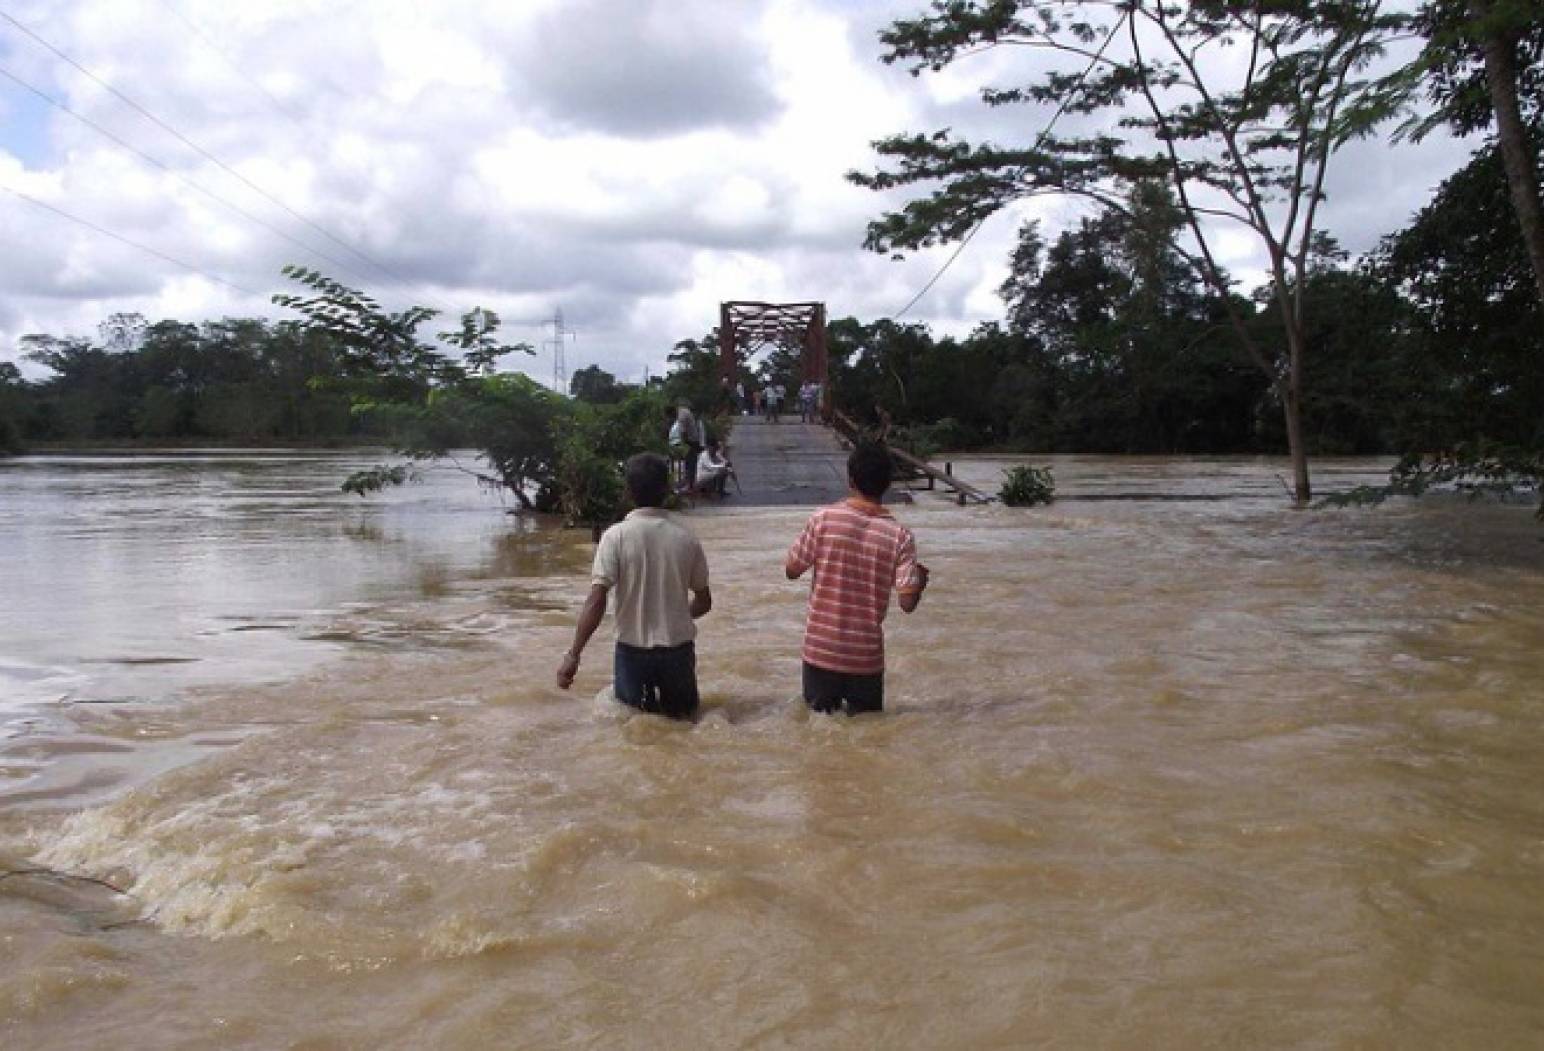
[[802, 661, 883, 715], [684, 444, 703, 491], [615, 641, 699, 720]]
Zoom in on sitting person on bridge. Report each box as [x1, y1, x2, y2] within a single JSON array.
[[557, 454, 713, 720], [695, 438, 734, 497], [784, 443, 930, 715]]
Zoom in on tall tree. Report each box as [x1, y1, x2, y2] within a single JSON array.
[[662, 334, 731, 417], [999, 185, 1266, 453], [1403, 0, 1544, 306], [0, 361, 25, 453], [570, 364, 625, 404], [850, 0, 1412, 501], [1376, 143, 1544, 445]]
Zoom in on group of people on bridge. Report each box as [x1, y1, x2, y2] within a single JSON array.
[[728, 379, 824, 424], [556, 442, 929, 718]]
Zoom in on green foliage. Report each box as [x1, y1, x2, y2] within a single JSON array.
[[1398, 0, 1544, 141], [852, 0, 1421, 502], [855, 3, 1412, 256], [271, 267, 531, 390], [554, 405, 628, 527], [415, 374, 565, 509], [999, 187, 1270, 453], [754, 340, 804, 397], [341, 464, 417, 497], [662, 334, 734, 418], [553, 385, 678, 527], [999, 464, 1055, 507], [1373, 142, 1544, 450], [11, 315, 369, 444], [569, 364, 625, 404], [0, 361, 24, 454], [438, 307, 526, 376], [267, 269, 690, 528], [891, 417, 978, 460], [1317, 442, 1544, 520], [826, 187, 1276, 456], [1393, 444, 1544, 518]]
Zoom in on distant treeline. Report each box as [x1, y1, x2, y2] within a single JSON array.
[[2, 142, 1538, 462], [0, 317, 373, 452]]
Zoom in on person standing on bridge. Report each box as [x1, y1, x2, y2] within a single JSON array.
[[798, 381, 817, 423], [784, 443, 929, 715], [669, 404, 706, 493], [557, 453, 712, 719]]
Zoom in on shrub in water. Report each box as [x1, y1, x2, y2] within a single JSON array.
[[999, 464, 1054, 506]]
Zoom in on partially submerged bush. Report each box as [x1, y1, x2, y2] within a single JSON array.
[[999, 464, 1055, 507], [271, 269, 725, 530], [341, 464, 418, 496], [1316, 441, 1544, 520], [554, 395, 672, 530]]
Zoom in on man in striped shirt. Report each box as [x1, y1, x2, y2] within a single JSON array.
[[784, 443, 930, 714]]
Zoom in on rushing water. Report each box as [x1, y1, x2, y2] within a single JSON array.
[[2, 450, 1543, 1048]]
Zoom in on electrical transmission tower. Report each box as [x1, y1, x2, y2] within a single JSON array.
[[506, 309, 576, 392], [545, 308, 575, 393]]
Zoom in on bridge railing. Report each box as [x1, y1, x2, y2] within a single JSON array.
[[828, 409, 992, 506]]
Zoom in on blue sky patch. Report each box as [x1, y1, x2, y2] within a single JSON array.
[[0, 79, 57, 167]]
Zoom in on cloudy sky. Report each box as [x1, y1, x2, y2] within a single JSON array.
[[1, 0, 1473, 385]]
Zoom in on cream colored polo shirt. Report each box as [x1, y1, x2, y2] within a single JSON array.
[[591, 508, 709, 648]]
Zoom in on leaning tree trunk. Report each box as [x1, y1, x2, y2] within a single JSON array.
[[1478, 5, 1544, 308]]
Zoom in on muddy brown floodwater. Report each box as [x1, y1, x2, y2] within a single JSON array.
[[2, 451, 1543, 1048]]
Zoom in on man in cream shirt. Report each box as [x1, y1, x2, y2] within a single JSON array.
[[556, 453, 712, 719]]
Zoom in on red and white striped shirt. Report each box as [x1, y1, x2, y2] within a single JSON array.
[[786, 497, 923, 675]]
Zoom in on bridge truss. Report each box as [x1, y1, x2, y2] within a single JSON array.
[[717, 300, 829, 396]]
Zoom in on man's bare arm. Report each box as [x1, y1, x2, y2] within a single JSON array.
[[898, 564, 930, 614], [556, 584, 608, 689], [690, 586, 712, 619]]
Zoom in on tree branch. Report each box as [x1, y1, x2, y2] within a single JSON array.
[[1127, 8, 1279, 385]]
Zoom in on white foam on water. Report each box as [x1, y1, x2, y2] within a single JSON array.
[[0, 658, 87, 710]]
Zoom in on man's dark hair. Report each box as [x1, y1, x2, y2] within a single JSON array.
[[847, 442, 893, 499], [625, 453, 671, 508]]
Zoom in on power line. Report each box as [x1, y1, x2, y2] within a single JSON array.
[[890, 221, 989, 322], [891, 10, 1130, 320], [0, 63, 380, 291], [151, 0, 308, 130], [0, 7, 457, 313], [1, 183, 262, 296]]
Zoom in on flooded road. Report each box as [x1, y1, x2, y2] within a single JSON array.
[[2, 451, 1543, 1048]]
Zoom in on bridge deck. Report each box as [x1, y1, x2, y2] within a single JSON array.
[[714, 415, 849, 507]]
